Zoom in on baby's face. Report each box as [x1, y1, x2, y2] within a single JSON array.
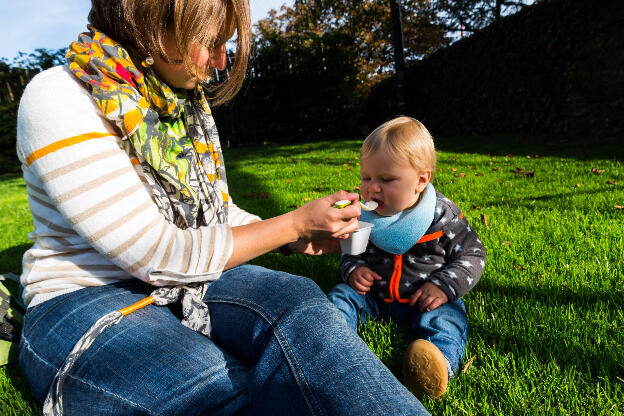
[[360, 149, 429, 216]]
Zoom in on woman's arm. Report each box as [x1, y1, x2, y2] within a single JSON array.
[[17, 68, 360, 284], [226, 192, 361, 268]]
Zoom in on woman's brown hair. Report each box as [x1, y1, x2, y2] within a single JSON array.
[[88, 0, 251, 106]]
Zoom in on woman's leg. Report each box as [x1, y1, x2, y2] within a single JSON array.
[[326, 282, 379, 331], [19, 281, 250, 416], [206, 265, 429, 416]]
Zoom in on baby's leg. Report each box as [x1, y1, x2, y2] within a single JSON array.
[[398, 299, 468, 399], [413, 299, 469, 378], [327, 283, 379, 331]]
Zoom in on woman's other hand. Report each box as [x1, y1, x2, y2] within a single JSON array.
[[287, 238, 341, 255]]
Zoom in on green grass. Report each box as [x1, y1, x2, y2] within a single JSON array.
[[2, 135, 623, 415], [0, 173, 39, 416]]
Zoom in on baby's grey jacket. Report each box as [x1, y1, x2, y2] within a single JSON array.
[[340, 191, 486, 303]]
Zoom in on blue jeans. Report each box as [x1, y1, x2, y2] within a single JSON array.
[[19, 265, 429, 415], [327, 283, 468, 377]]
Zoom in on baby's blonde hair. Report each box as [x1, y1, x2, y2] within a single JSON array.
[[361, 116, 437, 181]]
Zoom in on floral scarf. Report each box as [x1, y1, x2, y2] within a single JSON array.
[[66, 28, 229, 229]]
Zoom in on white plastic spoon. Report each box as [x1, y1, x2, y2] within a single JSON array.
[[333, 200, 378, 211], [359, 200, 378, 211]]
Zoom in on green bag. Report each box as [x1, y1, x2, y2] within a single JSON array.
[[0, 273, 25, 366]]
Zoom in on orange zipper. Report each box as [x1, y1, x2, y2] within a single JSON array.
[[384, 255, 403, 302], [382, 229, 446, 303]]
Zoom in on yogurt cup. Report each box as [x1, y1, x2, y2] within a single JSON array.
[[340, 221, 374, 255]]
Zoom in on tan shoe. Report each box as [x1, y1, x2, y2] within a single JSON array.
[[402, 339, 449, 399]]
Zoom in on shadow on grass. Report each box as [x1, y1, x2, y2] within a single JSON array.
[[2, 363, 42, 416], [224, 149, 285, 220], [227, 134, 623, 163], [0, 245, 41, 415], [0, 243, 30, 275], [225, 140, 361, 168], [224, 149, 346, 291], [250, 253, 343, 293], [469, 319, 624, 380], [479, 184, 623, 211], [469, 281, 624, 379], [0, 173, 24, 181], [435, 134, 623, 161], [476, 279, 624, 315]]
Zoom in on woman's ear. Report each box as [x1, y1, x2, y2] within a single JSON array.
[[415, 169, 431, 193]]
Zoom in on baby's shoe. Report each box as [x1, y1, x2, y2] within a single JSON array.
[[402, 339, 448, 399]]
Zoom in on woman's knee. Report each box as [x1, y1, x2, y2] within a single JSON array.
[[206, 264, 330, 319]]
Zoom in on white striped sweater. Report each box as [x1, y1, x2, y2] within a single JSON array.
[[16, 66, 260, 308]]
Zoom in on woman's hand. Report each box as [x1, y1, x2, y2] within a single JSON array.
[[292, 191, 361, 241], [227, 191, 360, 268], [286, 191, 361, 255], [288, 238, 342, 255]]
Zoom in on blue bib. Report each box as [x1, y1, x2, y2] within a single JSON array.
[[360, 183, 436, 255]]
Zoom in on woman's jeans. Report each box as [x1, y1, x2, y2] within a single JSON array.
[[19, 265, 429, 415], [327, 283, 468, 378]]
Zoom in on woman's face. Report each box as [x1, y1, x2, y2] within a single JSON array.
[[151, 29, 228, 90]]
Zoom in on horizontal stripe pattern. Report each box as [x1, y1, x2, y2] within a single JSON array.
[[40, 148, 120, 183], [228, 202, 262, 226], [53, 166, 134, 204], [17, 66, 247, 308], [67, 182, 144, 226], [17, 68, 249, 306], [25, 132, 111, 165]]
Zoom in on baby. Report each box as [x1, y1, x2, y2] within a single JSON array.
[[328, 116, 486, 399]]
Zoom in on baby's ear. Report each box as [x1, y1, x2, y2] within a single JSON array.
[[415, 169, 431, 193]]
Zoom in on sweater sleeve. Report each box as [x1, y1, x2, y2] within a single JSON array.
[[228, 199, 261, 226], [16, 67, 234, 286], [428, 214, 486, 302]]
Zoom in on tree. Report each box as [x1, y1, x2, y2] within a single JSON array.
[[11, 48, 66, 72], [0, 48, 66, 104], [430, 0, 536, 35], [254, 0, 448, 96]]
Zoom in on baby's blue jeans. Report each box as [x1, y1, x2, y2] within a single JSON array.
[[327, 283, 468, 377], [19, 265, 430, 415]]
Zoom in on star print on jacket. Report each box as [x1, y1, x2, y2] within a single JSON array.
[[340, 190, 486, 303]]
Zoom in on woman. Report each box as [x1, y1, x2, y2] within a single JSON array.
[[16, 0, 430, 414]]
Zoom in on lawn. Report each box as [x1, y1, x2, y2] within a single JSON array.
[[1, 135, 623, 415]]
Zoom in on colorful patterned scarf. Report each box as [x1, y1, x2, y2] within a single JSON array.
[[41, 30, 237, 415], [66, 28, 229, 228]]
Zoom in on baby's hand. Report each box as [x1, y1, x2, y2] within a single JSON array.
[[410, 282, 448, 312], [347, 266, 382, 295]]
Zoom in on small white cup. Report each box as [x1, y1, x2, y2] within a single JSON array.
[[339, 221, 374, 255]]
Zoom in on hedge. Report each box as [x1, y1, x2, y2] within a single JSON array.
[[367, 0, 624, 137]]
